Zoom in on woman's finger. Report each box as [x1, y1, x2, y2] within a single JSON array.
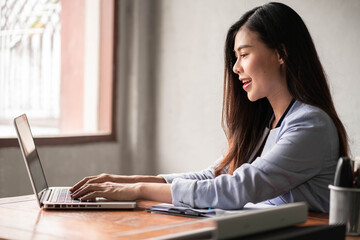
[[70, 176, 97, 192], [71, 183, 102, 199], [79, 191, 103, 201], [71, 174, 113, 193]]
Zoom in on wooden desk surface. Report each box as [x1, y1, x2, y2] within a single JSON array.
[[0, 195, 358, 240]]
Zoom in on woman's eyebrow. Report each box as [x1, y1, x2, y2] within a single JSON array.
[[234, 45, 253, 52]]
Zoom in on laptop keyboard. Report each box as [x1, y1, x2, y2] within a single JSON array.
[[51, 188, 80, 203]]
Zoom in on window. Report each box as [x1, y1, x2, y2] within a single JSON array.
[[0, 0, 116, 146]]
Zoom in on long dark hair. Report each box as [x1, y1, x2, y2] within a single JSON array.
[[215, 2, 348, 176]]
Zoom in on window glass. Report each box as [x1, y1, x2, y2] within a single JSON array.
[[0, 0, 114, 138]]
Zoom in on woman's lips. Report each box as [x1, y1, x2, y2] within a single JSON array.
[[240, 78, 252, 91]]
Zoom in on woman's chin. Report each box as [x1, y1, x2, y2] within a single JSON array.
[[246, 94, 259, 102]]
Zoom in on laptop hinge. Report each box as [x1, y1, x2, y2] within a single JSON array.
[[39, 188, 51, 204]]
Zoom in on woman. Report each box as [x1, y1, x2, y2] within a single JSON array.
[[71, 2, 348, 213]]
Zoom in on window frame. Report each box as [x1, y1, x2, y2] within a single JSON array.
[[0, 0, 118, 147]]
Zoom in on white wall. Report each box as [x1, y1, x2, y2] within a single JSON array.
[[1, 0, 359, 198], [153, 0, 360, 174]]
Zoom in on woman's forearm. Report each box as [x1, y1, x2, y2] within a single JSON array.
[[132, 175, 167, 183], [137, 182, 172, 203], [112, 175, 166, 184]]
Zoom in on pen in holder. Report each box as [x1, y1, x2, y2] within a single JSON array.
[[329, 157, 360, 235]]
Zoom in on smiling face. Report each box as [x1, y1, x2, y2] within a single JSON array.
[[232, 27, 288, 103]]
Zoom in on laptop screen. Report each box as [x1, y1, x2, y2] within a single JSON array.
[[14, 115, 48, 201]]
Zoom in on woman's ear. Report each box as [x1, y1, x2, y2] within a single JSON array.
[[277, 44, 287, 65], [278, 55, 285, 65]]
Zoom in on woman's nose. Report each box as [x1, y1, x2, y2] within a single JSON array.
[[233, 59, 242, 74]]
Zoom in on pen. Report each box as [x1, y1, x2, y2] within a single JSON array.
[[334, 157, 353, 188]]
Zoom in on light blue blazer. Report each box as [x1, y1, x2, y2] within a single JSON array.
[[160, 101, 340, 213]]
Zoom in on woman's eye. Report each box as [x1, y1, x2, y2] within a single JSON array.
[[240, 54, 248, 58]]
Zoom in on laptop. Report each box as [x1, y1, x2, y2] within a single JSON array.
[[14, 114, 136, 210]]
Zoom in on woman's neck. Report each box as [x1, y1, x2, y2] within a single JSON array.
[[269, 93, 294, 129]]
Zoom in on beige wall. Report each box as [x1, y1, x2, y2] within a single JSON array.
[[1, 0, 359, 198]]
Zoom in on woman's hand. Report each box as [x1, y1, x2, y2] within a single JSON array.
[[70, 174, 166, 193], [71, 181, 172, 203], [70, 173, 126, 193], [70, 182, 141, 201], [70, 174, 171, 202]]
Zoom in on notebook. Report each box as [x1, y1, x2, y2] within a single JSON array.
[[14, 114, 136, 210]]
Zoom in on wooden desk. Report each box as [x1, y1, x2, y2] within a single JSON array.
[[0, 195, 358, 239]]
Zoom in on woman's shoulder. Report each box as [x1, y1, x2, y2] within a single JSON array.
[[284, 101, 335, 130]]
